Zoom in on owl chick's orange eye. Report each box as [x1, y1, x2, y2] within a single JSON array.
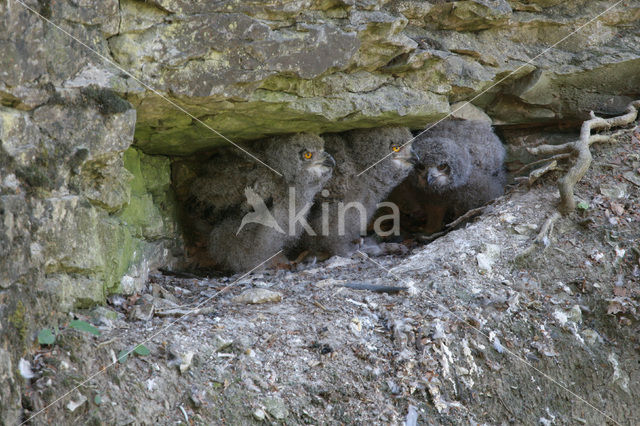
[[303, 151, 313, 159], [392, 146, 401, 152]]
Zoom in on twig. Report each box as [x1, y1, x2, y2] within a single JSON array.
[[155, 306, 216, 317], [498, 395, 515, 417], [417, 230, 446, 242], [516, 212, 561, 260], [339, 282, 408, 294], [313, 300, 328, 311], [513, 153, 571, 175], [179, 405, 189, 423], [158, 268, 200, 279], [417, 202, 496, 242], [445, 205, 487, 229], [95, 338, 117, 349]]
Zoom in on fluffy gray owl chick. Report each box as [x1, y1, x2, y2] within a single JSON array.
[[296, 126, 417, 257], [178, 133, 335, 273], [419, 119, 505, 176], [390, 120, 506, 233]]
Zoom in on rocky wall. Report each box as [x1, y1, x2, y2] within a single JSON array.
[[0, 89, 180, 422], [107, 0, 640, 154]]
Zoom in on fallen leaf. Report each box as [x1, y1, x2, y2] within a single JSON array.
[[134, 344, 150, 356], [600, 183, 627, 199], [576, 201, 589, 210], [607, 301, 624, 315], [623, 170, 640, 187], [117, 350, 129, 363], [37, 328, 55, 345], [66, 394, 87, 412], [613, 287, 628, 297], [69, 319, 101, 336], [610, 202, 625, 216]]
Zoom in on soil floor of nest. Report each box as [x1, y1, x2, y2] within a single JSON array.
[[22, 127, 640, 425]]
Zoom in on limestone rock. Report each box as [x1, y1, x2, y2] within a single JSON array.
[[424, 0, 513, 31], [450, 102, 492, 123], [263, 396, 289, 420], [97, 0, 640, 153]]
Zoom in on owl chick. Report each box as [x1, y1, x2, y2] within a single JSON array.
[[177, 133, 335, 273], [420, 119, 506, 177], [295, 126, 417, 257], [389, 119, 506, 234]]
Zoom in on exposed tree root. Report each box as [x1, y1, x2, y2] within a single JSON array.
[[514, 160, 560, 186], [526, 100, 640, 212]]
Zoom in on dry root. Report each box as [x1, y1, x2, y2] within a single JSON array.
[[514, 159, 560, 186], [525, 100, 640, 213], [417, 207, 485, 242], [445, 205, 488, 229]]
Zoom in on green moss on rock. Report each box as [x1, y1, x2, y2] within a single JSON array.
[[79, 86, 131, 115], [8, 301, 26, 341], [119, 147, 173, 239], [99, 220, 139, 293]]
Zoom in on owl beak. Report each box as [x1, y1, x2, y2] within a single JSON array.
[[392, 145, 419, 167], [320, 152, 336, 169], [409, 148, 420, 165], [427, 167, 448, 187]]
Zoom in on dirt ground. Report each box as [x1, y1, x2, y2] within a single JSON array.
[[20, 125, 640, 425]]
